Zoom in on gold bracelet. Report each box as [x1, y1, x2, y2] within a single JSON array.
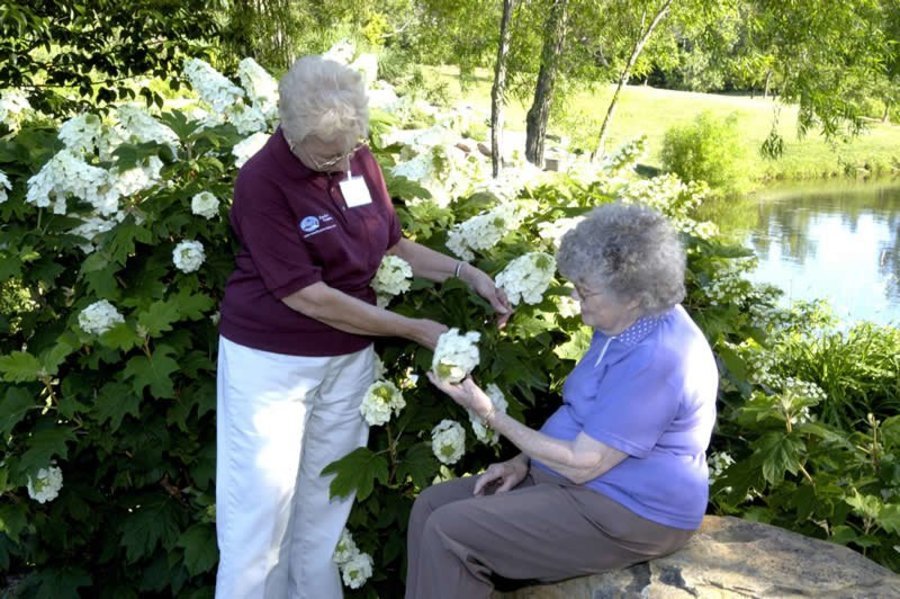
[[481, 404, 497, 426]]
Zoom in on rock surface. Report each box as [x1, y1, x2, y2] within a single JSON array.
[[493, 515, 900, 598]]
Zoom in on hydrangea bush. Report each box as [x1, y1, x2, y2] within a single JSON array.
[[1, 48, 897, 598]]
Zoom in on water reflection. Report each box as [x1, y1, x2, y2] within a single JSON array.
[[726, 182, 900, 325]]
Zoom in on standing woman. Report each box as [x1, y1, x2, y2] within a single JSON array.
[[216, 56, 509, 599], [407, 203, 718, 598]]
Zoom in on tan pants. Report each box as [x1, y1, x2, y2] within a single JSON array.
[[405, 467, 694, 599]]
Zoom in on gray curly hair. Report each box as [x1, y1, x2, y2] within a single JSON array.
[[278, 56, 369, 149], [557, 203, 686, 315]]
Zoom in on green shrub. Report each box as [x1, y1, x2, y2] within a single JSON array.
[[661, 111, 750, 197]]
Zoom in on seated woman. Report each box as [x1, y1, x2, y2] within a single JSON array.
[[406, 203, 719, 599]]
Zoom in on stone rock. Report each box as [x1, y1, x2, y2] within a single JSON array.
[[493, 516, 900, 598]]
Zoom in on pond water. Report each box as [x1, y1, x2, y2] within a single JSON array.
[[720, 181, 900, 326]]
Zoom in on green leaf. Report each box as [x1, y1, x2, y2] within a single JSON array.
[[322, 447, 389, 501], [24, 567, 91, 599], [170, 288, 214, 320], [99, 322, 143, 351], [877, 503, 900, 534], [753, 432, 805, 485], [138, 300, 180, 337], [553, 327, 592, 361], [396, 442, 438, 490], [123, 345, 179, 399], [93, 382, 142, 431], [105, 220, 153, 265], [119, 496, 182, 563], [176, 524, 218, 576], [0, 351, 43, 382], [0, 387, 34, 437], [0, 503, 28, 544], [18, 426, 76, 475]]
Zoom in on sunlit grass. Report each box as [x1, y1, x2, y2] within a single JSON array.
[[425, 65, 900, 182]]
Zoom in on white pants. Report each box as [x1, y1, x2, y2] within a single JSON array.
[[215, 337, 374, 599]]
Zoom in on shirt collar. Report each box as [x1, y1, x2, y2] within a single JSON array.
[[599, 311, 667, 347]]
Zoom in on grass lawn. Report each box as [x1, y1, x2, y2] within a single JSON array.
[[425, 66, 900, 182]]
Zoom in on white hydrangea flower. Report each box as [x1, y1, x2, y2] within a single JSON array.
[[349, 53, 379, 86], [359, 380, 406, 427], [537, 216, 584, 249], [468, 383, 508, 445], [333, 528, 360, 565], [58, 113, 103, 154], [183, 58, 245, 112], [227, 102, 267, 135], [708, 451, 735, 483], [431, 329, 481, 384], [238, 58, 279, 120], [191, 191, 220, 219], [431, 419, 466, 465], [496, 252, 557, 306], [233, 132, 270, 168], [26, 149, 119, 215], [599, 136, 647, 175], [110, 156, 164, 198], [0, 89, 32, 129], [115, 104, 180, 152], [172, 240, 206, 273], [367, 81, 401, 113], [26, 465, 63, 504], [79, 299, 125, 335], [340, 550, 373, 589], [70, 215, 118, 253], [555, 295, 581, 319], [0, 169, 10, 204], [445, 203, 528, 260], [372, 255, 413, 308], [391, 153, 433, 184]]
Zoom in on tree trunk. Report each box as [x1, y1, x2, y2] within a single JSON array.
[[763, 69, 773, 100], [525, 0, 569, 167], [590, 0, 674, 161], [491, 0, 517, 178]]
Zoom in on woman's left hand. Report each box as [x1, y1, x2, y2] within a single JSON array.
[[426, 373, 494, 417], [460, 265, 512, 328]]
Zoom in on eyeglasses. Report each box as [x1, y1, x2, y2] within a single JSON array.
[[571, 283, 604, 301], [308, 141, 367, 171]]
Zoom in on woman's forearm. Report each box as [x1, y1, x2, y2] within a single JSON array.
[[281, 281, 438, 346], [388, 238, 463, 283]]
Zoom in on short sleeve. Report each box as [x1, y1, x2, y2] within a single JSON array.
[[582, 350, 682, 458], [232, 175, 322, 299]]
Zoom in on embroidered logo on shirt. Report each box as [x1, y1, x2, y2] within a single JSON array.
[[299, 216, 320, 233], [298, 213, 338, 239]]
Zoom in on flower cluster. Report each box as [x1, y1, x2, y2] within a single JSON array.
[[116, 104, 180, 152], [432, 329, 481, 384], [0, 89, 32, 130], [238, 57, 279, 121], [600, 136, 647, 175], [0, 169, 10, 204], [184, 58, 245, 112], [333, 528, 374, 590], [78, 299, 125, 335], [468, 383, 508, 445], [700, 258, 757, 306], [70, 214, 121, 253], [359, 380, 406, 427], [537, 216, 584, 249], [172, 240, 206, 273], [445, 203, 527, 261], [708, 451, 735, 484], [431, 419, 466, 465], [233, 132, 270, 168], [58, 113, 104, 154], [371, 255, 413, 308], [191, 191, 220, 220], [496, 252, 557, 306], [27, 465, 63, 504], [617, 174, 717, 240], [26, 150, 113, 215], [781, 377, 826, 424]]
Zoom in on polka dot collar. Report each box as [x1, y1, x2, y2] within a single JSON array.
[[615, 314, 664, 346]]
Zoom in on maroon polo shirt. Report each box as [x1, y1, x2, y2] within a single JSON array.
[[219, 129, 402, 356]]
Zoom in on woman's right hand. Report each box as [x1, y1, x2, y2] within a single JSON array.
[[473, 457, 529, 496]]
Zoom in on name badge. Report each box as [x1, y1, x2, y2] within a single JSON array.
[[340, 175, 372, 208]]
